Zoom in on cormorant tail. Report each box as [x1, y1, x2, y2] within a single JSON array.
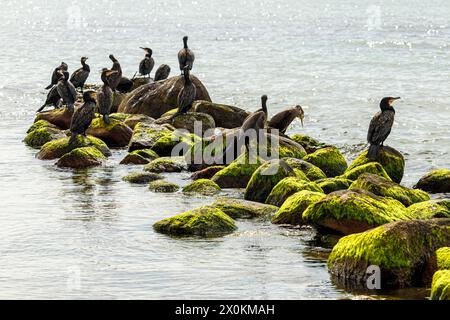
[[68, 132, 78, 145], [45, 84, 53, 90], [36, 104, 46, 113], [368, 144, 379, 161], [103, 114, 110, 125]]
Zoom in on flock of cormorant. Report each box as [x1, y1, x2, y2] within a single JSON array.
[[37, 35, 400, 162]]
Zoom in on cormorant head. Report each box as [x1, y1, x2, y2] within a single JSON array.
[[295, 105, 305, 126], [81, 57, 88, 63], [380, 97, 400, 110], [56, 69, 65, 80], [261, 95, 268, 113], [183, 36, 188, 48], [140, 47, 153, 56], [83, 90, 97, 103], [60, 62, 68, 71], [109, 54, 116, 62]]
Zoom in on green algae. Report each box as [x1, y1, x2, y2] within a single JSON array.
[[122, 172, 163, 184], [430, 270, 450, 300], [342, 162, 392, 181], [211, 198, 278, 219], [317, 177, 352, 194], [283, 158, 327, 181], [56, 146, 106, 168], [303, 147, 347, 177], [37, 135, 111, 160], [265, 177, 324, 207], [182, 179, 221, 196], [148, 179, 180, 193], [272, 190, 325, 225], [290, 134, 330, 154], [414, 168, 450, 193], [436, 247, 450, 270]]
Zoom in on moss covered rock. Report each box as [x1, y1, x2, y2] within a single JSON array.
[[349, 173, 430, 207], [86, 117, 133, 147], [128, 122, 173, 152], [27, 119, 59, 133], [212, 153, 265, 188], [211, 198, 278, 219], [35, 107, 74, 129], [303, 189, 413, 235], [148, 179, 180, 193], [193, 100, 250, 129], [407, 200, 450, 219], [327, 219, 450, 289], [56, 147, 106, 168], [153, 205, 236, 237], [144, 157, 187, 173], [24, 126, 66, 149], [122, 114, 154, 129], [37, 135, 111, 160], [155, 112, 215, 135], [436, 247, 450, 270], [122, 172, 163, 184], [430, 270, 450, 300], [265, 177, 323, 207], [342, 162, 391, 181], [414, 169, 450, 193], [272, 190, 325, 225], [290, 134, 331, 154], [182, 179, 221, 195], [283, 158, 327, 181], [303, 147, 347, 177], [347, 146, 405, 183], [317, 177, 352, 194], [120, 149, 159, 165]]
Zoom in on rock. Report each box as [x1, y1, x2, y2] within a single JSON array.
[[191, 166, 225, 180], [342, 162, 392, 181], [109, 113, 130, 122], [148, 179, 180, 193], [120, 149, 159, 165], [123, 114, 154, 129], [128, 122, 173, 152], [317, 177, 352, 194], [144, 157, 187, 173], [130, 76, 151, 91], [327, 219, 450, 289], [24, 126, 66, 149], [283, 158, 327, 181], [303, 189, 413, 235], [276, 137, 308, 159], [35, 107, 74, 129], [349, 173, 430, 207], [347, 146, 405, 183], [290, 134, 331, 154], [118, 75, 211, 118], [406, 200, 450, 219], [272, 190, 325, 225], [153, 205, 237, 237], [56, 147, 106, 168], [430, 270, 450, 300], [303, 147, 347, 177], [160, 108, 178, 118], [37, 135, 111, 160], [211, 153, 265, 188], [436, 247, 450, 270], [211, 198, 278, 219], [85, 117, 133, 148], [155, 112, 215, 135], [110, 92, 127, 113], [414, 169, 450, 193], [122, 172, 163, 184], [26, 119, 59, 133], [193, 100, 250, 129], [182, 179, 221, 195], [244, 159, 298, 203], [265, 177, 323, 207]]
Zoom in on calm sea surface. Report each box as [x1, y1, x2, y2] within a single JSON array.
[[0, 0, 449, 299]]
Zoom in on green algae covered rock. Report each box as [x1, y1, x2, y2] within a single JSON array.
[[349, 173, 430, 207], [193, 100, 250, 129], [128, 122, 173, 152], [244, 159, 297, 203], [436, 247, 450, 270], [144, 157, 187, 173], [122, 172, 163, 184], [153, 205, 237, 237], [123, 114, 155, 129], [182, 179, 221, 196], [290, 134, 330, 154], [347, 146, 405, 183], [56, 147, 106, 168], [317, 177, 352, 194], [24, 126, 66, 149], [35, 107, 73, 129], [212, 153, 265, 188], [265, 177, 323, 207], [303, 189, 413, 235], [27, 119, 59, 133], [156, 112, 215, 135], [303, 147, 347, 177], [37, 135, 111, 160], [120, 148, 159, 165], [272, 190, 325, 225], [342, 162, 391, 181], [328, 218, 450, 289], [211, 198, 278, 219], [283, 158, 327, 181], [148, 179, 180, 193], [430, 270, 450, 300], [86, 117, 133, 148], [407, 200, 450, 219], [414, 169, 450, 193]]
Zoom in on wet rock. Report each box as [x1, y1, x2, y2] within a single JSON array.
[[327, 219, 450, 289], [193, 100, 250, 129], [349, 173, 430, 207], [24, 126, 66, 149], [123, 114, 155, 129], [120, 148, 159, 165], [148, 179, 180, 193], [211, 198, 278, 219], [272, 190, 325, 225], [283, 158, 327, 181], [128, 122, 173, 152], [265, 177, 323, 207], [414, 169, 450, 193], [122, 172, 163, 184], [153, 205, 236, 237], [155, 112, 215, 135], [290, 134, 331, 154], [342, 162, 391, 181], [35, 107, 74, 129], [406, 200, 450, 219], [430, 270, 450, 300], [190, 166, 226, 180], [303, 147, 347, 177], [316, 177, 352, 194], [144, 156, 187, 173], [56, 146, 106, 168], [182, 179, 221, 195], [37, 135, 111, 160], [86, 117, 133, 148], [303, 189, 413, 235]]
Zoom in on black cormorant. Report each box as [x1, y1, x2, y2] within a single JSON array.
[[116, 77, 134, 93], [56, 70, 78, 113], [171, 66, 197, 119], [69, 90, 96, 144], [45, 62, 68, 90], [108, 54, 122, 91], [36, 86, 61, 112], [177, 36, 195, 74], [97, 69, 118, 124], [367, 97, 401, 160], [268, 105, 304, 135], [70, 57, 90, 92], [154, 64, 171, 81], [139, 47, 155, 78]]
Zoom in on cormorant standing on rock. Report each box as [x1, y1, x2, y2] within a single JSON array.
[[367, 97, 401, 160], [154, 64, 171, 81], [171, 66, 196, 119], [56, 70, 77, 113], [108, 54, 122, 91], [70, 57, 90, 92], [69, 90, 96, 144], [37, 86, 61, 112], [139, 47, 154, 78], [45, 62, 68, 90], [97, 68, 118, 124], [268, 105, 305, 135], [178, 36, 195, 74]]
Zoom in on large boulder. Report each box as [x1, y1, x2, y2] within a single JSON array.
[[414, 169, 450, 193], [303, 189, 413, 235], [265, 177, 323, 207], [327, 219, 450, 289], [430, 270, 450, 300], [37, 135, 111, 160], [118, 75, 211, 118], [303, 147, 347, 177], [283, 158, 327, 181], [347, 146, 405, 183], [406, 200, 450, 219], [56, 147, 106, 168], [155, 112, 215, 135], [86, 117, 133, 148], [316, 177, 352, 194], [211, 198, 278, 219], [24, 125, 66, 149], [153, 205, 237, 237], [193, 100, 250, 129], [148, 179, 180, 193], [182, 179, 221, 196], [120, 149, 159, 165], [272, 190, 325, 225], [349, 173, 430, 207], [144, 156, 187, 173], [342, 162, 391, 181], [290, 134, 331, 154], [212, 153, 265, 188], [122, 172, 163, 184], [123, 114, 155, 129], [35, 107, 74, 129]]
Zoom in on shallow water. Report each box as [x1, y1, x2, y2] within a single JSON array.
[[0, 0, 449, 299]]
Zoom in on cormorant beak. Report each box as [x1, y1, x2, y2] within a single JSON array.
[[389, 97, 401, 105], [298, 115, 304, 127]]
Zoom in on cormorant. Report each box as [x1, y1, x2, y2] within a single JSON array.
[[177, 36, 195, 74], [36, 86, 61, 112], [45, 62, 68, 90], [268, 105, 304, 135], [97, 69, 118, 124], [171, 66, 197, 119], [139, 47, 155, 78], [69, 90, 96, 144], [154, 64, 171, 81], [116, 76, 134, 93], [56, 70, 78, 113], [367, 97, 401, 160], [70, 57, 90, 92], [108, 54, 122, 91]]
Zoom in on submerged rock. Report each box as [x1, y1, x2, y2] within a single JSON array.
[[120, 149, 159, 165], [37, 135, 111, 160], [265, 177, 323, 207], [24, 126, 66, 149], [316, 177, 352, 194], [193, 100, 250, 129], [430, 270, 450, 300], [211, 198, 278, 219], [155, 112, 215, 135], [414, 169, 450, 193], [122, 172, 163, 184], [303, 147, 347, 177], [148, 179, 180, 193], [406, 200, 450, 219], [86, 117, 133, 148], [153, 205, 236, 237], [283, 158, 327, 181], [35, 107, 74, 129], [56, 146, 106, 168], [272, 190, 325, 225], [182, 179, 221, 195], [342, 162, 391, 181], [290, 134, 331, 154], [190, 166, 225, 180], [144, 157, 187, 173]]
